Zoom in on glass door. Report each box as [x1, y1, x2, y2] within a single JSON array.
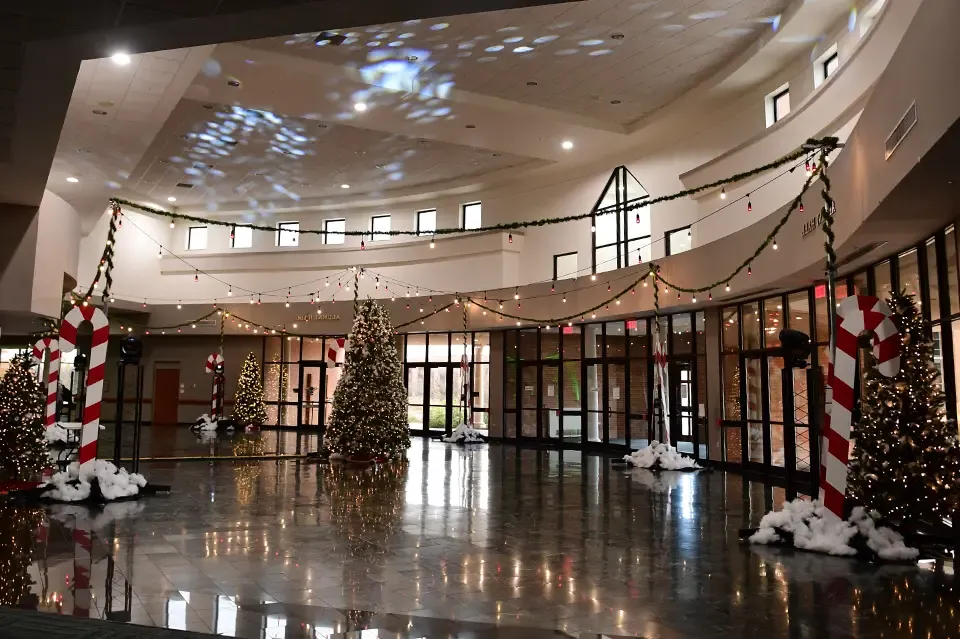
[[520, 364, 539, 439], [406, 365, 426, 434], [451, 364, 467, 428], [427, 365, 450, 436], [542, 364, 560, 444], [670, 359, 695, 453], [297, 361, 326, 429]]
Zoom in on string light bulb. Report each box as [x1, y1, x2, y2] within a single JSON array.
[[514, 288, 519, 300], [508, 233, 513, 243], [228, 286, 233, 296], [169, 219, 175, 229], [194, 270, 199, 282], [799, 202, 804, 213], [773, 237, 778, 250], [361, 239, 365, 250], [635, 212, 641, 223], [177, 301, 182, 310], [747, 197, 753, 212], [747, 265, 752, 276], [725, 283, 731, 292], [430, 237, 435, 249], [720, 186, 726, 200], [157, 247, 162, 259]]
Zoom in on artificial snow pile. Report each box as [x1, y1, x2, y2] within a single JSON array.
[[749, 498, 919, 561], [622, 441, 700, 470], [44, 423, 71, 445], [442, 423, 487, 445], [44, 460, 147, 502]]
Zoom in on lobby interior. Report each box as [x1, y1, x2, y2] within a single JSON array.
[[2, 0, 960, 636]]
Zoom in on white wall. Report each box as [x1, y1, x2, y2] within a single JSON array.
[[80, 0, 900, 307], [31, 189, 81, 317]]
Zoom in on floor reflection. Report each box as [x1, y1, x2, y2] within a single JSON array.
[[97, 424, 320, 459], [1, 439, 955, 637]]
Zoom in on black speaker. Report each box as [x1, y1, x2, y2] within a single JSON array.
[[120, 335, 143, 364], [779, 329, 811, 369]]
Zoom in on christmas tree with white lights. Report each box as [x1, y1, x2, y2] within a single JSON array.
[[847, 291, 960, 529], [324, 300, 410, 459], [232, 352, 267, 427], [0, 353, 49, 482]]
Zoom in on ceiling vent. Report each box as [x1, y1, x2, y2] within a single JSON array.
[[175, 182, 195, 189], [885, 102, 917, 160], [315, 31, 347, 46]]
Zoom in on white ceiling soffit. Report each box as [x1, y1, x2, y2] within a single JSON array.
[[46, 46, 216, 225], [241, 0, 796, 127]]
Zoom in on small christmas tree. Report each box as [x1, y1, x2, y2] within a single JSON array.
[[847, 291, 960, 528], [0, 353, 49, 482], [324, 300, 410, 459], [232, 352, 267, 427]]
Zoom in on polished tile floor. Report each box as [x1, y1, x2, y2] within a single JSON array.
[[3, 439, 956, 638]]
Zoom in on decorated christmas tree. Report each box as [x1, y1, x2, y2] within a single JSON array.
[[847, 291, 960, 528], [232, 352, 267, 427], [324, 300, 410, 459], [0, 353, 49, 482]]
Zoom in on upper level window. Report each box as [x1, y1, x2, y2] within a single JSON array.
[[462, 202, 481, 230], [665, 225, 692, 256], [231, 225, 252, 248], [823, 52, 839, 80], [417, 209, 436, 236], [554, 252, 578, 280], [187, 226, 207, 250], [277, 221, 299, 247], [592, 166, 650, 274], [324, 219, 345, 245], [371, 215, 391, 241], [767, 86, 790, 126]]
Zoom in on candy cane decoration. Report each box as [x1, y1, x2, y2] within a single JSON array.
[[205, 353, 225, 419], [71, 516, 92, 618], [59, 306, 109, 481], [819, 295, 901, 519], [326, 338, 346, 366], [32, 337, 60, 429]]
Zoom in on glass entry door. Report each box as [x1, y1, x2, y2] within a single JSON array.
[[427, 365, 450, 436], [406, 364, 455, 436], [296, 361, 326, 429], [669, 359, 695, 452], [542, 364, 560, 443]]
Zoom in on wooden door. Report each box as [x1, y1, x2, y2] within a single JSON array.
[[153, 368, 180, 425]]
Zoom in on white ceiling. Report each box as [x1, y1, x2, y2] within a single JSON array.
[[244, 0, 794, 126]]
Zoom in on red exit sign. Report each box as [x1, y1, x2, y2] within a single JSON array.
[[815, 284, 827, 299], [626, 320, 637, 330]]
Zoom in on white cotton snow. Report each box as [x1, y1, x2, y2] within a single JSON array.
[[194, 414, 219, 431], [750, 498, 919, 561], [44, 459, 147, 502], [442, 423, 486, 444], [622, 441, 699, 470], [44, 423, 71, 444]]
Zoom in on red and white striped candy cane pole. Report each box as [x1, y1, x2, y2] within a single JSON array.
[[819, 295, 901, 519], [59, 306, 109, 481], [205, 353, 224, 419], [32, 337, 60, 429]]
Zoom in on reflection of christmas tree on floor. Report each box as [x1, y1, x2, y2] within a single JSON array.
[[847, 291, 960, 529], [0, 505, 44, 607], [233, 352, 267, 427], [324, 300, 410, 459], [321, 461, 408, 557], [0, 353, 49, 484]]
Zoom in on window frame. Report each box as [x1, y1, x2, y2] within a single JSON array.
[[553, 251, 578, 280], [186, 226, 208, 251], [771, 87, 790, 123], [323, 218, 345, 245], [822, 52, 839, 81], [416, 209, 436, 236], [591, 166, 650, 274], [664, 225, 692, 257], [276, 221, 299, 247], [371, 214, 391, 242], [462, 202, 482, 230], [230, 224, 253, 249]]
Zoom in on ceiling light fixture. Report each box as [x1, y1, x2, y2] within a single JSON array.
[[92, 110, 108, 115], [354, 102, 368, 112], [340, 184, 350, 189], [610, 100, 621, 104], [66, 176, 79, 183], [526, 81, 539, 86], [226, 79, 241, 87], [167, 196, 176, 202], [611, 33, 625, 40], [111, 52, 131, 66], [561, 140, 574, 150]]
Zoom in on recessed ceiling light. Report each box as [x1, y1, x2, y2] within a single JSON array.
[[92, 110, 108, 115], [526, 81, 538, 86], [66, 176, 79, 183], [227, 79, 241, 87], [465, 124, 476, 129], [354, 102, 367, 112], [317, 123, 329, 129], [492, 153, 501, 157], [406, 55, 418, 61], [341, 184, 350, 189], [77, 148, 90, 154], [610, 100, 622, 104], [611, 33, 625, 40], [167, 196, 177, 202], [202, 104, 216, 110], [111, 52, 131, 66], [561, 140, 574, 150]]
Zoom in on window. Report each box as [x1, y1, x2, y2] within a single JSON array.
[[187, 226, 207, 250], [592, 166, 650, 273], [277, 221, 299, 247], [772, 87, 790, 123], [462, 202, 481, 230], [417, 209, 436, 236], [231, 225, 252, 249], [324, 219, 345, 245], [371, 215, 391, 241], [665, 226, 692, 256], [554, 252, 578, 280], [823, 52, 839, 80]]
